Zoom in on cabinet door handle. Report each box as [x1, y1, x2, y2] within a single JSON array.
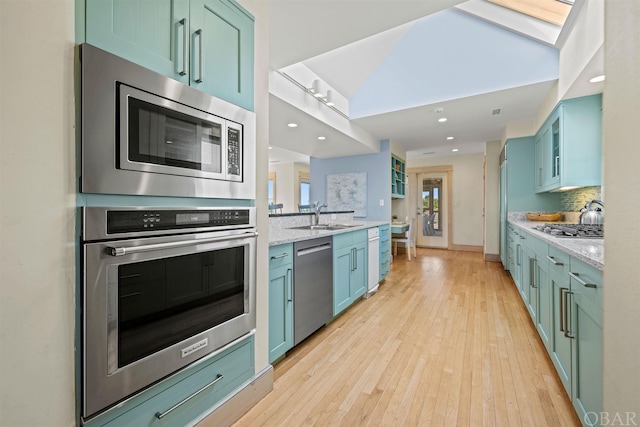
[[270, 253, 289, 260], [537, 168, 542, 186], [194, 29, 204, 83], [287, 268, 293, 302], [547, 256, 563, 266], [569, 271, 597, 288], [155, 374, 223, 419], [564, 291, 575, 339], [178, 18, 187, 76], [559, 287, 568, 332], [554, 156, 560, 177], [530, 258, 537, 288], [351, 248, 357, 271]]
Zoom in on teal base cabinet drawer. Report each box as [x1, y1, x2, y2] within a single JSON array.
[[84, 337, 254, 427], [269, 243, 293, 269], [379, 225, 391, 280]]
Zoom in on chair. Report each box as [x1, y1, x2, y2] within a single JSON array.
[[392, 218, 417, 261], [298, 204, 312, 213], [425, 213, 436, 236], [268, 203, 283, 214]]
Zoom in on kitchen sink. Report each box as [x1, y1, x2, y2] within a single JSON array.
[[289, 224, 362, 231]]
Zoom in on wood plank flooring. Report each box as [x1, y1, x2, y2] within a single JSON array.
[[233, 249, 580, 426]]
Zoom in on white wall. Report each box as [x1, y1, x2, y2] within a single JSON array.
[[238, 0, 271, 379], [602, 0, 640, 417], [484, 141, 501, 257], [408, 153, 485, 247], [557, 0, 604, 99], [0, 1, 76, 426]]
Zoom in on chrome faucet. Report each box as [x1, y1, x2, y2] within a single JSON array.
[[312, 201, 328, 226]]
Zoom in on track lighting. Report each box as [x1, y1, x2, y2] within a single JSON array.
[[325, 90, 335, 106]]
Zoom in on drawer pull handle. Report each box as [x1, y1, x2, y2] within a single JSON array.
[[270, 253, 289, 260], [155, 374, 223, 419], [569, 272, 597, 288], [546, 256, 564, 266]]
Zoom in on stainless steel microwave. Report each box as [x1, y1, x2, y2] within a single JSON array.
[[80, 43, 255, 199]]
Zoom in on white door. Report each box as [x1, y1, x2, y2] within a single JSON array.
[[416, 173, 448, 248]]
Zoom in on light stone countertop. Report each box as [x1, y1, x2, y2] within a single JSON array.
[[508, 219, 603, 271], [269, 220, 389, 246]]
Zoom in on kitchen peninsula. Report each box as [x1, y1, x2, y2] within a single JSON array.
[[267, 210, 390, 363]]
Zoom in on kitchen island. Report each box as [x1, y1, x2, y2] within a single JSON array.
[[267, 211, 390, 363]]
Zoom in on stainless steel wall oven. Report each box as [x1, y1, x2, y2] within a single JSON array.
[[80, 43, 255, 199], [81, 207, 256, 419]]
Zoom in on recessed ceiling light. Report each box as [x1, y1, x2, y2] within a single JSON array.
[[438, 117, 448, 123], [452, 148, 459, 152], [268, 146, 273, 149], [317, 136, 326, 140], [446, 136, 454, 140], [287, 123, 298, 128], [589, 75, 605, 83]]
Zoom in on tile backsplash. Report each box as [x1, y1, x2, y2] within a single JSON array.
[[560, 186, 602, 212]]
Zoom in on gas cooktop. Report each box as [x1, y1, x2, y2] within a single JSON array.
[[532, 223, 603, 238]]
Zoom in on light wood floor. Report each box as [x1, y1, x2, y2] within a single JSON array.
[[234, 249, 580, 426]]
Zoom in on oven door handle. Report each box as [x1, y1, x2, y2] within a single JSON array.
[[107, 231, 258, 256]]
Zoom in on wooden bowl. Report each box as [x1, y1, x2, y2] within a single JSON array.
[[526, 212, 564, 222]]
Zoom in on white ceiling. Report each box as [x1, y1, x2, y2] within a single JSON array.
[[266, 0, 599, 165]]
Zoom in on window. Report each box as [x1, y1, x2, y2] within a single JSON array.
[[268, 172, 276, 204], [299, 171, 310, 206]]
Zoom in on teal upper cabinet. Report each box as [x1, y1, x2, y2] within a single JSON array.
[[391, 155, 406, 198], [190, 0, 254, 110], [85, 0, 254, 111], [86, 0, 191, 84], [535, 94, 602, 193]]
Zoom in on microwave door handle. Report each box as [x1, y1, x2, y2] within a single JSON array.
[[107, 231, 258, 256]]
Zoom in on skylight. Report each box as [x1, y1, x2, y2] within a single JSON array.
[[489, 0, 573, 26]]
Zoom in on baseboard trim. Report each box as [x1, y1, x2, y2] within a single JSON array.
[[484, 253, 501, 263], [194, 365, 274, 427], [450, 244, 483, 253]]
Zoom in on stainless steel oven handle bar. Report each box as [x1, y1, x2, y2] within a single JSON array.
[[107, 231, 258, 257]]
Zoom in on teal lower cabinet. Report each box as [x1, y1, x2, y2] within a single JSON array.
[[550, 263, 573, 397], [534, 246, 552, 352], [568, 259, 603, 426], [268, 244, 293, 363], [513, 225, 603, 426], [522, 243, 536, 321], [379, 224, 391, 281], [333, 230, 367, 316], [83, 336, 254, 427]]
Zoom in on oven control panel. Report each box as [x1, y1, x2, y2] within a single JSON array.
[[106, 209, 251, 234]]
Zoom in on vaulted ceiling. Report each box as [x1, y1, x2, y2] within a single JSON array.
[[267, 0, 589, 165]]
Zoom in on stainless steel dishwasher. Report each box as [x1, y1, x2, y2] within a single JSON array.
[[293, 236, 333, 345]]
